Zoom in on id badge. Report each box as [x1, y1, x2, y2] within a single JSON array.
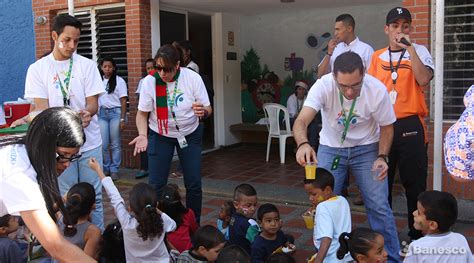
[[178, 136, 188, 149], [389, 90, 398, 104], [331, 156, 340, 170]]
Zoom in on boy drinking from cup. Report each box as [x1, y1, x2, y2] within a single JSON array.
[[303, 168, 352, 262]]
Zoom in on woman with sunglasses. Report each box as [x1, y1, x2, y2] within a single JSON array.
[[0, 107, 95, 262], [130, 44, 212, 223]]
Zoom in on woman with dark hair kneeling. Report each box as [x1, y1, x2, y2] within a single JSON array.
[[130, 44, 212, 223], [0, 107, 95, 262]]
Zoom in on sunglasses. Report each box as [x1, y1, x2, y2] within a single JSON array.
[[156, 66, 175, 73], [56, 152, 82, 163]]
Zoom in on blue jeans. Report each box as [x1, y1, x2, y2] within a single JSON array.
[[317, 143, 401, 263], [58, 145, 104, 231], [148, 124, 204, 223], [99, 107, 122, 173]]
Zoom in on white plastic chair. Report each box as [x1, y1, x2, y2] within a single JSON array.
[[263, 103, 294, 164]]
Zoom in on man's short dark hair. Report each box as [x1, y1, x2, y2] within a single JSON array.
[[0, 214, 11, 228], [418, 191, 458, 232], [233, 183, 257, 201], [257, 203, 280, 221], [333, 51, 364, 76], [191, 225, 225, 249], [335, 14, 355, 30], [53, 14, 82, 35], [265, 252, 296, 263], [304, 168, 335, 191], [216, 244, 250, 263]]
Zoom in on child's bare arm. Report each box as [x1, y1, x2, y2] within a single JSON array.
[[88, 157, 106, 180], [315, 237, 331, 263], [83, 225, 101, 260]]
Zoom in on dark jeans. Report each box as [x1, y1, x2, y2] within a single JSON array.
[[147, 124, 204, 223], [140, 127, 150, 171], [388, 115, 428, 240], [139, 150, 148, 171], [290, 112, 321, 151]]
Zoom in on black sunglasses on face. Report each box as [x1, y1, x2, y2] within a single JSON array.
[[56, 152, 82, 163], [156, 66, 174, 73]]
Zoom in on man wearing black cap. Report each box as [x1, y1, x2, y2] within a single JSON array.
[[368, 7, 434, 242]]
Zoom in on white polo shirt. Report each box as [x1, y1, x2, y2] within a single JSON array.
[[321, 37, 374, 72]]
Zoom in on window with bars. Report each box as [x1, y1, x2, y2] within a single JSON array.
[[68, 6, 128, 83], [443, 1, 474, 120]]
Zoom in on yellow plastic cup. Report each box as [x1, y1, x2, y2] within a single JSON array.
[[302, 209, 314, 229], [305, 162, 317, 180]]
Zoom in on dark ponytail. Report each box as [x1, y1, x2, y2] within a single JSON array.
[[337, 232, 351, 259], [99, 56, 118, 94], [337, 228, 381, 261], [158, 184, 187, 226], [62, 182, 96, 237], [129, 183, 164, 241]]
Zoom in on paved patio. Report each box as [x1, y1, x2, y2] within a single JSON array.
[[105, 143, 474, 261]]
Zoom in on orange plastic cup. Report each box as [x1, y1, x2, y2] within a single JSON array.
[[302, 209, 315, 229], [305, 162, 317, 180]]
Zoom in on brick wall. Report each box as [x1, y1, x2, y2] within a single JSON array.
[[122, 0, 152, 168], [403, 0, 473, 200], [32, 0, 151, 168]]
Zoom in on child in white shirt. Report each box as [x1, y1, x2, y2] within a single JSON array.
[[89, 158, 176, 262], [404, 190, 473, 263], [304, 168, 351, 262]]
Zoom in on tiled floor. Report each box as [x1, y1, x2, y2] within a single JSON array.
[[104, 143, 474, 262]]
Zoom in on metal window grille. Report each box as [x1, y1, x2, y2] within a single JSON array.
[[443, 1, 474, 120], [95, 7, 128, 83], [67, 6, 128, 83]]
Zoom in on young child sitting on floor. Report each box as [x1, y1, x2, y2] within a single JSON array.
[[89, 157, 176, 262], [404, 190, 473, 262], [251, 203, 295, 263], [100, 219, 126, 263], [177, 225, 226, 262], [337, 227, 387, 263], [304, 168, 351, 262], [57, 182, 101, 261], [0, 214, 27, 263], [217, 200, 234, 240], [265, 252, 295, 263], [217, 244, 251, 263], [228, 183, 259, 255], [159, 183, 199, 253]]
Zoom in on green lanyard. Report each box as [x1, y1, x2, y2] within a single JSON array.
[[331, 92, 357, 170], [56, 57, 74, 106], [338, 92, 357, 144], [165, 79, 180, 131]]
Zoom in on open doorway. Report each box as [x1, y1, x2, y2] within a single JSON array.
[[159, 10, 214, 150], [188, 12, 214, 150]]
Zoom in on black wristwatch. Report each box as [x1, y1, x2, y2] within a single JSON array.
[[377, 154, 389, 164]]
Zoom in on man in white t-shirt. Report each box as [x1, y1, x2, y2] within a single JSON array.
[[22, 14, 105, 230], [294, 51, 400, 262], [317, 14, 374, 79], [316, 14, 374, 205]]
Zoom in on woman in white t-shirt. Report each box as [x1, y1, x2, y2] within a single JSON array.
[[0, 107, 95, 262], [98, 57, 128, 180], [130, 44, 212, 224]]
